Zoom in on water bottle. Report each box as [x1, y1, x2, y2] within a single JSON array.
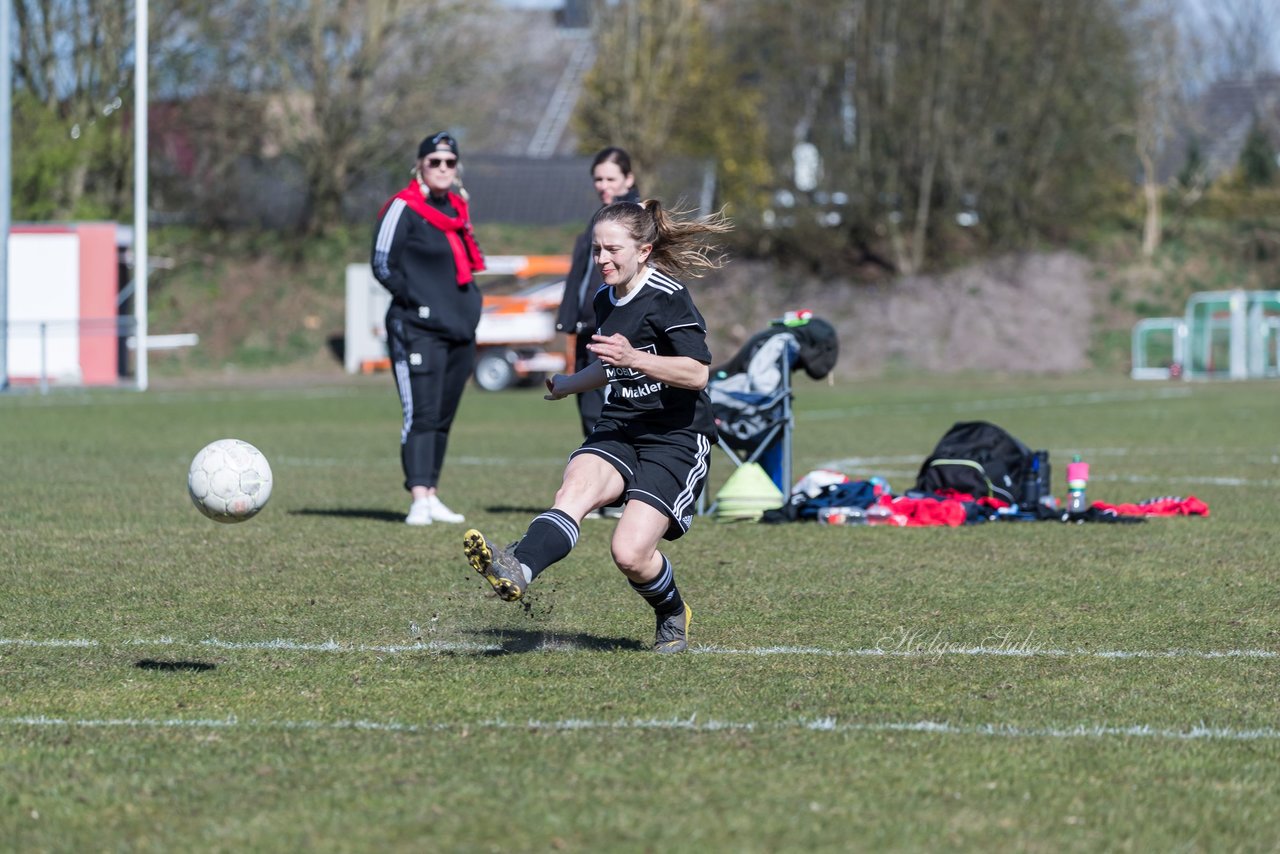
[[1036, 452, 1055, 510], [820, 506, 867, 525], [865, 504, 898, 526], [1022, 451, 1045, 506], [1023, 450, 1055, 511], [1066, 455, 1089, 513]]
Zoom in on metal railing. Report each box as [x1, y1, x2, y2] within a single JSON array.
[[1, 317, 198, 394]]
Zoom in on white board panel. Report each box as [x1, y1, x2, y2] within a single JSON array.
[[7, 233, 82, 382]]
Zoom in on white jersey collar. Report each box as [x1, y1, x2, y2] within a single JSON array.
[[610, 265, 654, 306]]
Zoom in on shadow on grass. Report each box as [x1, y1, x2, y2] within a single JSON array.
[[290, 508, 405, 523], [484, 505, 553, 516], [294, 504, 560, 517], [468, 628, 646, 656], [291, 507, 552, 522], [135, 659, 217, 672]]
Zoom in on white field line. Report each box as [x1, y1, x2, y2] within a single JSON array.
[[817, 471, 1280, 488], [815, 454, 923, 469], [8, 385, 1189, 414], [815, 451, 1279, 488], [1091, 473, 1280, 488], [450, 455, 569, 467], [802, 387, 1194, 421], [268, 457, 1276, 485], [820, 448, 1280, 465], [5, 387, 357, 409], [262, 454, 569, 468], [1074, 447, 1280, 461], [2, 636, 1275, 661], [2, 714, 1278, 742], [811, 470, 1280, 489]]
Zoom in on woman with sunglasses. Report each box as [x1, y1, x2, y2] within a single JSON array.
[[464, 199, 731, 653], [372, 132, 486, 526]]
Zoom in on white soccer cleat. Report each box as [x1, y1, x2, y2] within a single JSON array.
[[405, 498, 433, 526], [427, 494, 465, 524]]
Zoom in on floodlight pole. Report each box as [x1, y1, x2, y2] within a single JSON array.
[[1, 0, 11, 392], [134, 0, 148, 391]]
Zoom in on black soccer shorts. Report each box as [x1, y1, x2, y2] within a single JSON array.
[[570, 421, 712, 540]]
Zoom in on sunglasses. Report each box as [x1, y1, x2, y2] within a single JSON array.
[[426, 156, 458, 169]]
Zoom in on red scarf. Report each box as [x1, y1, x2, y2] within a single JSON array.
[[383, 182, 486, 286]]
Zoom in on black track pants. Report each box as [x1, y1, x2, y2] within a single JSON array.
[[388, 319, 476, 491]]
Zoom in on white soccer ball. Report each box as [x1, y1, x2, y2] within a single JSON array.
[[187, 438, 273, 523]]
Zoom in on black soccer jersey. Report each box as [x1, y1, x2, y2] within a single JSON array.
[[592, 267, 716, 436]]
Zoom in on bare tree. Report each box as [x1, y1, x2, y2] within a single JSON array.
[[12, 0, 133, 218], [1118, 0, 1194, 258], [144, 1, 273, 222], [720, 0, 1139, 274], [251, 0, 497, 233], [1198, 0, 1280, 81], [902, 0, 960, 273], [575, 0, 704, 176], [574, 0, 771, 214], [261, 0, 410, 233], [144, 0, 523, 232]]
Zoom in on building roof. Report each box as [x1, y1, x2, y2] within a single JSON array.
[[463, 155, 598, 225]]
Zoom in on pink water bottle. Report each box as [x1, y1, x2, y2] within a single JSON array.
[[1066, 455, 1089, 513]]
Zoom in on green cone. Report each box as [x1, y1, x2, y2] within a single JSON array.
[[715, 462, 786, 521]]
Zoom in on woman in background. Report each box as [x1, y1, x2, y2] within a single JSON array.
[[371, 131, 485, 526], [556, 147, 641, 441]]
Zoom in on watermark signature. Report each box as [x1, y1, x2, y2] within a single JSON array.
[[875, 626, 1046, 660]]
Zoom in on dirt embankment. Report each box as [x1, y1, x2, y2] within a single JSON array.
[[153, 248, 1098, 387], [698, 251, 1095, 376]]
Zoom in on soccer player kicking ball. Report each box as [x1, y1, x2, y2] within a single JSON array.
[[464, 199, 730, 653]]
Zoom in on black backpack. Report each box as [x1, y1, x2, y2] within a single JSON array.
[[915, 421, 1036, 504]]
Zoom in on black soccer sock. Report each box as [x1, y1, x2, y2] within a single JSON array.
[[629, 553, 685, 618], [513, 509, 579, 581]]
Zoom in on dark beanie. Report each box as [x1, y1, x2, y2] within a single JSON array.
[[419, 132, 459, 159]]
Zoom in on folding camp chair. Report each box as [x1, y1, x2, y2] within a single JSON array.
[[698, 351, 794, 515], [698, 316, 839, 516]]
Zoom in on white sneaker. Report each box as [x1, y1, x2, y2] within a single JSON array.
[[427, 494, 465, 524], [406, 498, 433, 526]]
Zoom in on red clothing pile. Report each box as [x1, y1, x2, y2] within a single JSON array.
[[1091, 496, 1210, 517]]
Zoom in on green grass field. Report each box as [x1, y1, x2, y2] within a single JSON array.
[[2, 372, 1278, 852]]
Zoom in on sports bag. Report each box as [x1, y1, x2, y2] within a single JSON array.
[[914, 421, 1035, 504]]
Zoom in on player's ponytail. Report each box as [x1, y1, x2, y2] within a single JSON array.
[[593, 199, 731, 279]]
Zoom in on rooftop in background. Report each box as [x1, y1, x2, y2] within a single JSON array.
[[495, 0, 589, 28], [464, 155, 598, 225], [496, 0, 564, 8], [462, 154, 716, 227]]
